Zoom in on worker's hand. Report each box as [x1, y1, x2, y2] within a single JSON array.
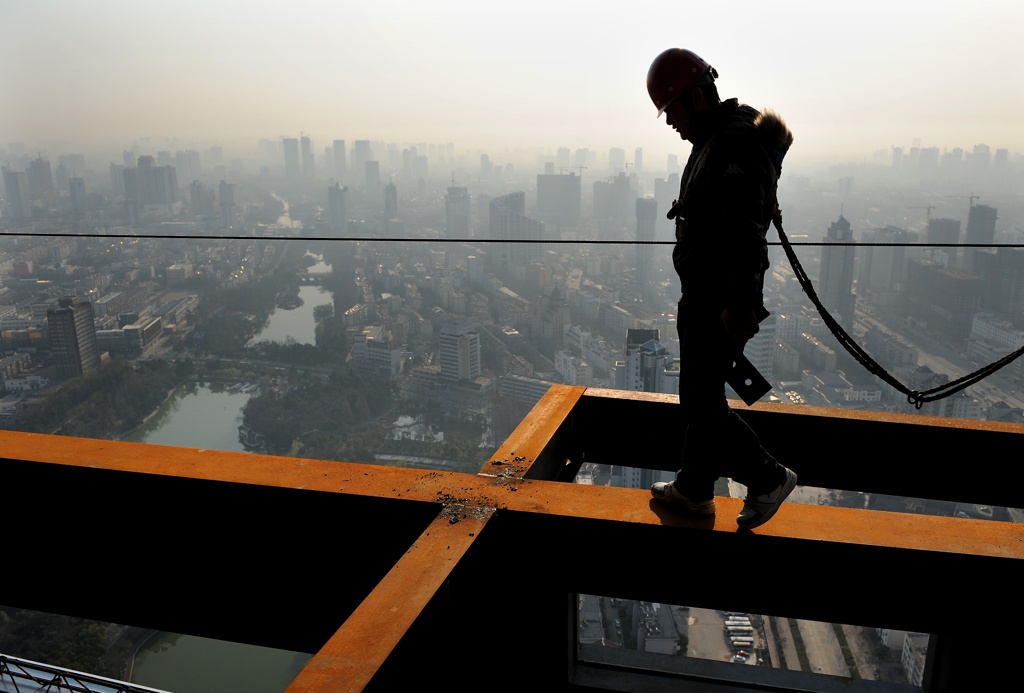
[[721, 308, 760, 339]]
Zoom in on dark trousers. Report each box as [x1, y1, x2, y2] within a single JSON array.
[[675, 297, 778, 501]]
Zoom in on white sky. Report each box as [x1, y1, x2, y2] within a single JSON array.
[[2, 0, 1023, 167]]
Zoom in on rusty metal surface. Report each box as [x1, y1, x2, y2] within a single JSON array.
[[285, 513, 489, 693], [2, 384, 1023, 690], [4, 427, 1016, 561], [480, 384, 585, 481]]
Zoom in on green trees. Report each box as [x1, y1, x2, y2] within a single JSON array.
[[241, 371, 395, 458], [22, 357, 178, 439]]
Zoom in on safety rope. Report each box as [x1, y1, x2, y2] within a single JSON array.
[[772, 210, 1024, 409]]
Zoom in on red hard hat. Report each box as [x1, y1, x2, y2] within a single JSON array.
[[647, 48, 715, 116]]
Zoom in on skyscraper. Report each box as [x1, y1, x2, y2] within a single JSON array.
[[365, 161, 380, 198], [47, 297, 100, 378], [328, 183, 348, 234], [535, 172, 581, 231], [859, 226, 915, 307], [218, 180, 236, 228], [353, 140, 372, 176], [383, 181, 398, 220], [439, 321, 480, 382], [618, 328, 672, 393], [69, 178, 87, 217], [927, 218, 960, 245], [445, 185, 470, 238], [2, 167, 31, 220], [301, 136, 315, 179], [490, 192, 544, 272], [332, 139, 347, 182], [282, 138, 300, 178], [608, 147, 626, 173], [819, 213, 856, 329], [963, 204, 997, 275], [635, 197, 657, 300], [26, 156, 54, 199]]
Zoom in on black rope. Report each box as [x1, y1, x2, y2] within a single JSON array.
[[772, 210, 1024, 408]]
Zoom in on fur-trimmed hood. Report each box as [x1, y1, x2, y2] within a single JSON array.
[[754, 109, 793, 175]]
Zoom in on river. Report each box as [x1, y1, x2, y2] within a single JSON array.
[[124, 251, 333, 690], [247, 252, 332, 347], [132, 634, 310, 693], [124, 382, 251, 451]]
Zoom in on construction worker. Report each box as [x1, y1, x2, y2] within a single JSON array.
[[646, 48, 797, 529]]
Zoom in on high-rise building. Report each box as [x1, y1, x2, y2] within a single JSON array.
[[47, 297, 100, 378], [617, 328, 672, 393], [2, 167, 31, 220], [976, 247, 1024, 315], [218, 180, 236, 228], [109, 163, 125, 196], [819, 213, 856, 329], [635, 197, 657, 299], [555, 147, 571, 170], [927, 218, 960, 245], [328, 183, 348, 234], [608, 147, 626, 173], [174, 149, 201, 181], [489, 192, 544, 272], [383, 181, 398, 220], [282, 138, 300, 178], [593, 173, 634, 235], [123, 156, 177, 207], [906, 260, 983, 340], [963, 204, 997, 275], [190, 180, 216, 218], [301, 136, 315, 178], [535, 172, 581, 230], [365, 161, 380, 197], [58, 153, 86, 178], [859, 226, 916, 307], [353, 140, 372, 176], [653, 174, 679, 243], [445, 186, 470, 238], [332, 140, 347, 182], [69, 178, 87, 217], [439, 321, 480, 382], [634, 147, 643, 177], [26, 156, 54, 198]]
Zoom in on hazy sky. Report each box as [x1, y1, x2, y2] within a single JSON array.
[[2, 0, 1023, 167]]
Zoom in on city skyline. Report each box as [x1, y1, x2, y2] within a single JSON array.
[[2, 1, 1023, 169]]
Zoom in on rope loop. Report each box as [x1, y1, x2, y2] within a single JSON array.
[[773, 211, 1024, 408]]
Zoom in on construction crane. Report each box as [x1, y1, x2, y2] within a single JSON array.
[[903, 204, 936, 223], [949, 192, 980, 207]]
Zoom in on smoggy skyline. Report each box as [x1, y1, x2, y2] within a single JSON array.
[[3, 1, 1023, 169]]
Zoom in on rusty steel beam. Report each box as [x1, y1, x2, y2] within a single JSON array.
[[285, 512, 490, 693], [481, 384, 586, 481], [573, 387, 1024, 507], [3, 383, 1024, 691]]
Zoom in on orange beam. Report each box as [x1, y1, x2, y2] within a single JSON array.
[[481, 384, 585, 480], [284, 512, 489, 693], [2, 428, 1018, 560]]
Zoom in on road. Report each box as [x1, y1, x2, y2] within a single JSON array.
[[797, 620, 849, 677]]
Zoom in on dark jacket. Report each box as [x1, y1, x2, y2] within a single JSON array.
[[671, 99, 794, 313]]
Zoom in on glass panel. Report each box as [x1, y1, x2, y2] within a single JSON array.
[[577, 595, 927, 689], [0, 606, 311, 693]]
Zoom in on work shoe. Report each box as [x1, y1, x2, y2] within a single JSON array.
[[736, 466, 798, 530], [651, 481, 716, 516]]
